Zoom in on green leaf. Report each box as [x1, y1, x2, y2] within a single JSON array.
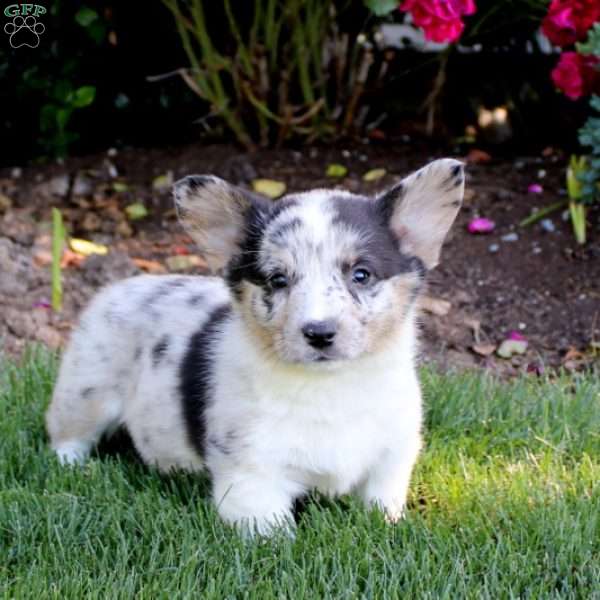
[[364, 0, 398, 16], [40, 104, 57, 133], [71, 86, 96, 108], [75, 6, 98, 27], [55, 108, 72, 133]]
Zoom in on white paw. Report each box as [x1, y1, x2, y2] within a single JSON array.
[[53, 441, 91, 465]]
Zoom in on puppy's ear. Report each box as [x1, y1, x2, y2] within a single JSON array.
[[377, 158, 464, 270], [174, 175, 267, 272]]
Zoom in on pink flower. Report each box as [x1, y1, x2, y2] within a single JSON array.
[[542, 0, 600, 47], [551, 52, 600, 100], [507, 331, 526, 341], [467, 217, 495, 234], [400, 0, 477, 43], [527, 183, 543, 194]]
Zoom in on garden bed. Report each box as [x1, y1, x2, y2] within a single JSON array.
[[1, 142, 599, 374]]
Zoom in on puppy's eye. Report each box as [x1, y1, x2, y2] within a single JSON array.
[[352, 267, 371, 285], [269, 273, 289, 290]]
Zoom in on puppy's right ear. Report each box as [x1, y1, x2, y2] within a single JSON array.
[[174, 175, 267, 272]]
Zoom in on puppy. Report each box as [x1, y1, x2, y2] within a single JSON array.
[[46, 158, 464, 535]]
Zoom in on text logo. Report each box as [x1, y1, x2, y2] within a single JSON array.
[[4, 4, 46, 48]]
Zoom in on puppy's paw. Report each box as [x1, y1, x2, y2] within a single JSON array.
[[53, 440, 91, 466], [232, 513, 296, 539]]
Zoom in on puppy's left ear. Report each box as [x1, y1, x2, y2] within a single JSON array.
[[377, 158, 464, 270]]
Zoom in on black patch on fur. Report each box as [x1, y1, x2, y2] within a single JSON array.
[[179, 175, 215, 192], [226, 198, 297, 299], [179, 305, 232, 457], [152, 335, 170, 367], [377, 183, 403, 224], [332, 194, 427, 281]]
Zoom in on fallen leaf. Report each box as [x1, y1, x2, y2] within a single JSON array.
[[363, 168, 386, 182], [165, 255, 207, 272], [61, 249, 86, 268], [466, 149, 492, 164], [69, 238, 108, 256], [173, 245, 190, 255], [468, 217, 495, 234], [112, 181, 129, 193], [472, 343, 497, 356], [132, 258, 167, 274], [420, 295, 451, 316], [152, 172, 173, 192], [326, 164, 348, 178], [368, 128, 386, 140], [251, 179, 286, 198], [563, 347, 584, 362], [125, 202, 149, 220], [497, 339, 528, 358]]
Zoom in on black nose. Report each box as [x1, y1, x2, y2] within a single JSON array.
[[302, 321, 337, 349]]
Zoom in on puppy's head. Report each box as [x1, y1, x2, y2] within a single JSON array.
[[174, 159, 464, 366]]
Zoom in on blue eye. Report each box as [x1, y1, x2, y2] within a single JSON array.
[[352, 268, 371, 285], [270, 273, 288, 290]]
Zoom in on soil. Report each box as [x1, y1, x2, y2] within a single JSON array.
[[1, 142, 599, 375]]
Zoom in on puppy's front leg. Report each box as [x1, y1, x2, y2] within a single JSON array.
[[358, 441, 421, 522], [212, 468, 298, 536]]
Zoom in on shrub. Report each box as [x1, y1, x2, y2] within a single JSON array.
[[162, 0, 389, 149]]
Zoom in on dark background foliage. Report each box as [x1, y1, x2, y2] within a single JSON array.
[[0, 0, 592, 165]]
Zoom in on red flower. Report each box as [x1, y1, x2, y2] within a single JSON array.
[[542, 0, 600, 47], [551, 52, 600, 100], [400, 0, 477, 43]]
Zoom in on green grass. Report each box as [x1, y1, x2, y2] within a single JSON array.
[[1, 348, 599, 599]]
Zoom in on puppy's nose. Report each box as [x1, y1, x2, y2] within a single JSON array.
[[302, 321, 337, 349]]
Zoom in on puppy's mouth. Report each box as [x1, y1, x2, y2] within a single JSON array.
[[311, 349, 342, 363]]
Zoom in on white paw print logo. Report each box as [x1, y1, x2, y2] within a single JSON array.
[[5, 14, 45, 48]]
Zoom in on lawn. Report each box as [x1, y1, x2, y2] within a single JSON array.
[[1, 348, 599, 599]]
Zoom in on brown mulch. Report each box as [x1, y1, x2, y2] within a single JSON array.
[[1, 142, 599, 375]]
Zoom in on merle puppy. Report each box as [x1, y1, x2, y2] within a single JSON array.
[[46, 158, 465, 535]]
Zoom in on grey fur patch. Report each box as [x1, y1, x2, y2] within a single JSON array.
[[187, 293, 205, 307], [81, 386, 95, 399], [267, 216, 303, 246], [331, 194, 426, 281]]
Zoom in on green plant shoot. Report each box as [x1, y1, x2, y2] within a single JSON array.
[[567, 155, 587, 245], [51, 208, 65, 312]]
